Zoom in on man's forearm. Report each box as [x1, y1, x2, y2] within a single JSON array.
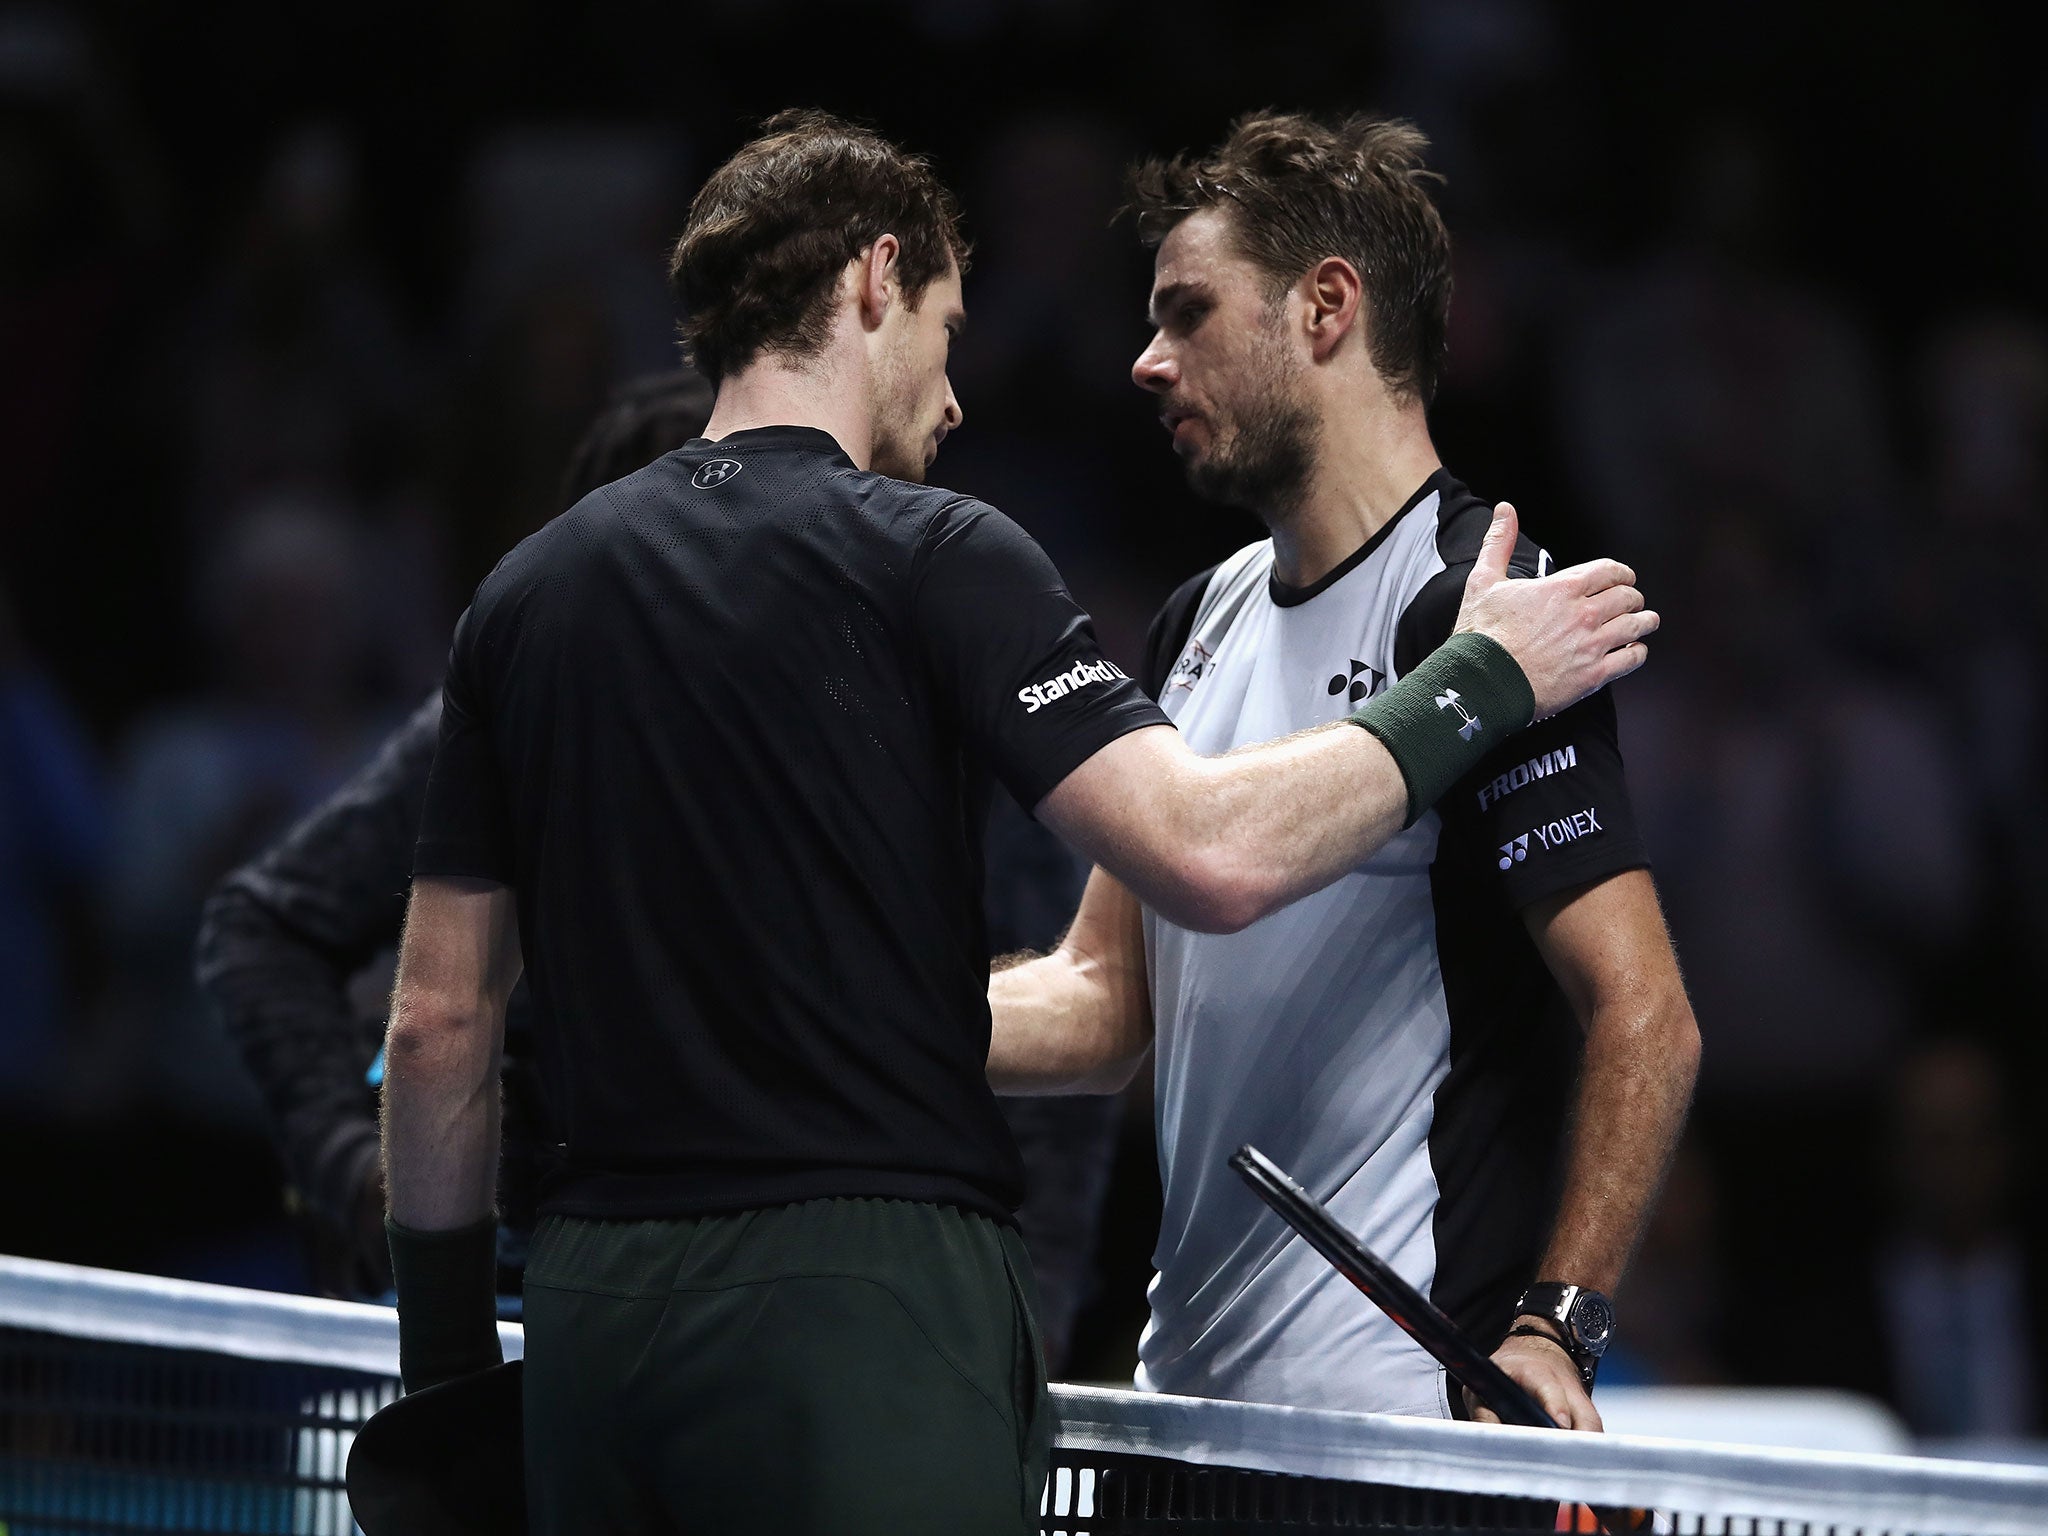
[[988, 947, 1149, 1094], [378, 996, 503, 1231], [378, 876, 518, 1391], [988, 867, 1152, 1093], [1046, 633, 1544, 934], [1046, 721, 1413, 934], [1532, 985, 1699, 1296]]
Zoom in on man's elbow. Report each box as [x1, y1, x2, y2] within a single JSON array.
[[383, 990, 490, 1069], [1153, 844, 1271, 935], [1603, 982, 1701, 1088], [192, 877, 271, 988]]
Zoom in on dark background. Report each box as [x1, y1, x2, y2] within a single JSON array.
[[3, 0, 2043, 1442]]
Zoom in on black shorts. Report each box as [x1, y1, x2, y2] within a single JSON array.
[[520, 1197, 1051, 1535]]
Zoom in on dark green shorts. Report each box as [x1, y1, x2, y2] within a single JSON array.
[[520, 1197, 1050, 1535]]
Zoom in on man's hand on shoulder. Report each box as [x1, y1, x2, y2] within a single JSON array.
[[1466, 1321, 1603, 1432], [1453, 503, 1657, 720]]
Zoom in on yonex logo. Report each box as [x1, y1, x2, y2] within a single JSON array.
[[1435, 688, 1482, 741], [1019, 658, 1129, 714], [693, 458, 743, 489], [1328, 659, 1385, 705], [1533, 807, 1603, 850], [1497, 807, 1604, 871]]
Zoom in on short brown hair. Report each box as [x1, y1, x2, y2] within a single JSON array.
[[669, 110, 970, 384], [1128, 112, 1452, 404]]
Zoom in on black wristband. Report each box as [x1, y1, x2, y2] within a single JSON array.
[[386, 1215, 504, 1394], [1506, 1323, 1598, 1389], [1347, 632, 1535, 826]]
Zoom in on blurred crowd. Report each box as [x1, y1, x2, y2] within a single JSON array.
[[1, 0, 2042, 1443]]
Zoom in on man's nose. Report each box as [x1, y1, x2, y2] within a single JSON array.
[[942, 378, 963, 431], [1132, 335, 1176, 394]]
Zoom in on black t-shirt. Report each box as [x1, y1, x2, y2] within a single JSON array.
[[415, 425, 1166, 1221]]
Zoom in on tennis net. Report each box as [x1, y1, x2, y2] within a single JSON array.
[[6, 1253, 2047, 1535]]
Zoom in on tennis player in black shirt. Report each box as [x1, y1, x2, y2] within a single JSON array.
[[374, 110, 1656, 1534], [195, 367, 1115, 1362]]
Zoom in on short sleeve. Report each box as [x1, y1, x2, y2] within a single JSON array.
[[1394, 543, 1649, 911], [413, 606, 516, 883], [913, 500, 1169, 810], [1437, 690, 1650, 909]]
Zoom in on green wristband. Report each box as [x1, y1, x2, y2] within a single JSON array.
[[386, 1215, 504, 1394], [1347, 632, 1535, 826]]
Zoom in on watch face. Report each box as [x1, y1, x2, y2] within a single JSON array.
[[1570, 1291, 1615, 1354]]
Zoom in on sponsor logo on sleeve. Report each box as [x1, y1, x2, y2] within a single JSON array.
[[1475, 744, 1579, 811], [1497, 806, 1605, 871], [1435, 687, 1482, 741], [1168, 640, 1213, 695], [1019, 658, 1131, 714]]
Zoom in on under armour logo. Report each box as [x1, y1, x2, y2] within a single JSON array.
[[1435, 688, 1482, 741], [1327, 659, 1385, 705], [692, 458, 743, 489], [1498, 834, 1530, 871]]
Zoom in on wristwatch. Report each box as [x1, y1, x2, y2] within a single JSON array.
[[1512, 1282, 1613, 1388]]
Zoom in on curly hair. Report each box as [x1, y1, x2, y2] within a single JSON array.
[[670, 110, 970, 384], [1127, 111, 1452, 404]]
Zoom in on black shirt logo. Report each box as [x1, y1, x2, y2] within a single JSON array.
[[1327, 659, 1384, 704], [693, 458, 743, 489]]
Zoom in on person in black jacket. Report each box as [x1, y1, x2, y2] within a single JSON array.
[[194, 365, 1120, 1362]]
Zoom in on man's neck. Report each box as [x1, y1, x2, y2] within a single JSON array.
[[702, 352, 874, 469], [1266, 402, 1441, 590]]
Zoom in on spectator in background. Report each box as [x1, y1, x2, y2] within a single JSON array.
[[196, 376, 717, 1303], [0, 580, 108, 1108], [1618, 513, 1979, 1097], [444, 282, 615, 586], [1916, 314, 2048, 942], [1559, 115, 1900, 594], [99, 497, 388, 1125], [937, 113, 1158, 661], [1582, 118, 1989, 1102], [442, 128, 685, 588], [1, 5, 178, 728], [185, 125, 423, 523], [1868, 1038, 2044, 1440]]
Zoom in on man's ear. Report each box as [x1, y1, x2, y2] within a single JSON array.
[[1304, 255, 1364, 363], [855, 233, 903, 331]]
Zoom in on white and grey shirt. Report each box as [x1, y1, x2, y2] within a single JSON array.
[[1134, 469, 1647, 1416]]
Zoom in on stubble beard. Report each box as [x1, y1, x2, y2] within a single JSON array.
[[1181, 336, 1318, 525], [870, 338, 935, 483]]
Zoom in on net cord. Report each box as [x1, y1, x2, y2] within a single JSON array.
[[0, 1253, 523, 1377], [1054, 1384, 2048, 1536], [8, 1254, 2048, 1534]]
